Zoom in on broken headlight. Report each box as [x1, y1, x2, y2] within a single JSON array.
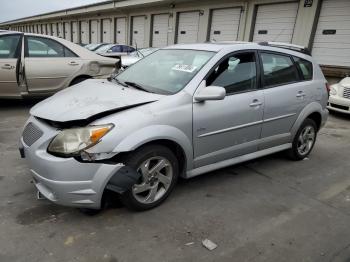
[[48, 124, 114, 156]]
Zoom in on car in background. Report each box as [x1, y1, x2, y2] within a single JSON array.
[[0, 31, 117, 98], [85, 43, 110, 52], [121, 48, 159, 68], [96, 44, 136, 59], [328, 77, 350, 114]]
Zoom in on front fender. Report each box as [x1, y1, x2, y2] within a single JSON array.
[[113, 125, 194, 170], [290, 102, 328, 137]]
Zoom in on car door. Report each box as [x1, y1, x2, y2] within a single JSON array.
[[24, 35, 83, 93], [0, 34, 22, 98], [193, 51, 264, 168], [258, 51, 308, 149]]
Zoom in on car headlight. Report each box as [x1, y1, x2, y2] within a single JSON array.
[[48, 124, 114, 156], [330, 86, 337, 96]]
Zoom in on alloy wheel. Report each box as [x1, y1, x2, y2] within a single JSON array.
[[132, 156, 173, 204]]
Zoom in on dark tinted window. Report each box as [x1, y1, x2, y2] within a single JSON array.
[[260, 52, 299, 88], [0, 35, 21, 58], [26, 36, 77, 58], [207, 52, 257, 94], [293, 56, 313, 80], [123, 46, 135, 53], [111, 45, 123, 52]]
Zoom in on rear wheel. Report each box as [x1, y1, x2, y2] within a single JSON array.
[[288, 118, 317, 160], [120, 145, 179, 211]]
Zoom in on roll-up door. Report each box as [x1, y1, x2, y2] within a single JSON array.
[[64, 22, 71, 41], [176, 11, 200, 44], [58, 22, 64, 38], [47, 24, 52, 35], [102, 19, 112, 43], [152, 14, 170, 47], [209, 8, 242, 41], [131, 16, 146, 48], [252, 2, 299, 43], [312, 0, 350, 67], [115, 17, 127, 45], [72, 22, 79, 43], [52, 24, 58, 36], [90, 20, 100, 44], [80, 21, 89, 44]]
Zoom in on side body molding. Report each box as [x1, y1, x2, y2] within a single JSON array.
[[113, 125, 194, 171]]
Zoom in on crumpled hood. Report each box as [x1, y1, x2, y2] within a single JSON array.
[[30, 79, 164, 122]]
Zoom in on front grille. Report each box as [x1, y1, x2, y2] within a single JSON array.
[[344, 87, 350, 99], [22, 122, 43, 147], [330, 103, 349, 111]]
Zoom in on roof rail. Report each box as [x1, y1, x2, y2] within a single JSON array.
[[258, 42, 311, 55]]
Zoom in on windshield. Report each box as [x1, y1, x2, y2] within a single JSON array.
[[116, 49, 215, 95]]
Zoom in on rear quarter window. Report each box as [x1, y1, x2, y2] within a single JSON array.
[[293, 56, 313, 81]]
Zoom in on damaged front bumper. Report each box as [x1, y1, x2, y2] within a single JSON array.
[[20, 116, 140, 209]]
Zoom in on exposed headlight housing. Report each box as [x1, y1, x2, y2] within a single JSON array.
[[330, 85, 337, 96], [48, 124, 114, 156]]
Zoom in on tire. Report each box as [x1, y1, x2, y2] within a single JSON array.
[[288, 118, 318, 161], [120, 145, 179, 211], [69, 76, 90, 86]]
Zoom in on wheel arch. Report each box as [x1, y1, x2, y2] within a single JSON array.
[[69, 74, 93, 86], [291, 102, 325, 137]]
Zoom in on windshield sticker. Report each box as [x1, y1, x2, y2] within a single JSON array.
[[172, 64, 197, 73]]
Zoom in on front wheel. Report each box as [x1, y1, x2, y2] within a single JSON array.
[[120, 145, 179, 211], [288, 118, 317, 160]]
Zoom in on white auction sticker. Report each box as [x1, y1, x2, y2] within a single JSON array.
[[172, 64, 197, 73]]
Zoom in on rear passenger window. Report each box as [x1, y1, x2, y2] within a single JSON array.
[[206, 52, 257, 94], [26, 36, 77, 58], [293, 57, 313, 80], [260, 52, 299, 88]]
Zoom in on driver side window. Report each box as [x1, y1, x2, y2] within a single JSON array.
[[206, 52, 257, 95]]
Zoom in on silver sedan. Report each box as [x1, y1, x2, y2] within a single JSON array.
[[0, 31, 117, 98]]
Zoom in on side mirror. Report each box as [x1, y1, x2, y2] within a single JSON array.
[[194, 86, 226, 102]]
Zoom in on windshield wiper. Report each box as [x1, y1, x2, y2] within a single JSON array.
[[124, 81, 151, 93], [114, 77, 128, 87]]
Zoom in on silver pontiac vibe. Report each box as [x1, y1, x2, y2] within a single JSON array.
[[20, 42, 329, 211]]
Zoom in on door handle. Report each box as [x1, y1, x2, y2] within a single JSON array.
[[249, 99, 263, 107], [296, 91, 306, 98], [1, 64, 15, 70], [68, 61, 79, 66]]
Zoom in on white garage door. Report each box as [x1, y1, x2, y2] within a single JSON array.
[[41, 24, 46, 35], [72, 22, 78, 43], [177, 11, 200, 44], [52, 23, 57, 36], [90, 20, 100, 44], [102, 19, 112, 43], [64, 22, 71, 41], [312, 0, 350, 67], [46, 24, 51, 35], [131, 16, 146, 48], [58, 22, 64, 38], [209, 8, 242, 42], [152, 14, 170, 47], [80, 21, 89, 44], [253, 2, 299, 43], [115, 17, 127, 44]]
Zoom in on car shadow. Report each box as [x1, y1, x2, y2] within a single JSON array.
[[0, 98, 44, 110]]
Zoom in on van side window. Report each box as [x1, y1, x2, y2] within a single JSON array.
[[206, 52, 257, 94], [293, 56, 313, 80], [260, 52, 299, 88]]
